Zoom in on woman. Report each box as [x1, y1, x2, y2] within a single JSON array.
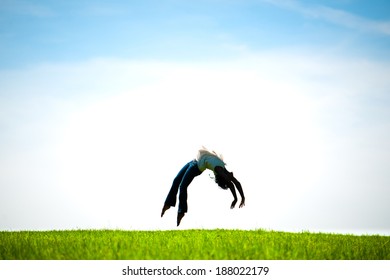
[[161, 147, 245, 226]]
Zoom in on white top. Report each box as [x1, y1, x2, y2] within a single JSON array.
[[196, 147, 225, 172]]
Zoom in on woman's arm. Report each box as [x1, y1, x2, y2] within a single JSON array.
[[231, 176, 245, 208], [215, 166, 245, 208], [228, 184, 238, 209]]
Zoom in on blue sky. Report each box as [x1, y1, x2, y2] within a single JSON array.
[[1, 0, 390, 234], [1, 0, 390, 68]]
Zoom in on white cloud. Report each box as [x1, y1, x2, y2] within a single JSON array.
[[262, 0, 390, 35]]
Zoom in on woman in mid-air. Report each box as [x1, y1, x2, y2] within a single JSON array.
[[161, 147, 245, 226]]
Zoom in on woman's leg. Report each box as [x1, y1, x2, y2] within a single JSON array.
[[178, 160, 202, 214], [163, 161, 193, 208]]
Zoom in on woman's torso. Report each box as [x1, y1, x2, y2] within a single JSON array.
[[196, 148, 225, 172]]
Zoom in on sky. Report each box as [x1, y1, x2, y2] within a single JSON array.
[[0, 0, 390, 235]]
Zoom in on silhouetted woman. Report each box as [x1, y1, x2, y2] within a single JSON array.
[[161, 147, 245, 226]]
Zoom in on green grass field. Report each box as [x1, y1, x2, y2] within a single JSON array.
[[0, 229, 389, 260]]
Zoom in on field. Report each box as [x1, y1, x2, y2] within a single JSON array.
[[0, 229, 389, 260]]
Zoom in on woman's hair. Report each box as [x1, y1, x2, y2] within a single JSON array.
[[214, 173, 229, 190]]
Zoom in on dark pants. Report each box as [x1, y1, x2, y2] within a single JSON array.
[[164, 160, 202, 214]]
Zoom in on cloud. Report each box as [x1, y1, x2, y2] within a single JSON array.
[[262, 0, 390, 35]]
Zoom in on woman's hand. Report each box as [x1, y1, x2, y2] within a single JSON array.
[[239, 198, 245, 208], [230, 199, 237, 209]]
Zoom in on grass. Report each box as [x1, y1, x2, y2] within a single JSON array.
[[0, 229, 389, 260]]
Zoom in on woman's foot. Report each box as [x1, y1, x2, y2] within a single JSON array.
[[161, 204, 170, 217], [177, 212, 185, 226]]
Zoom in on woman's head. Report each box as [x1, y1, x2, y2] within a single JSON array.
[[214, 167, 234, 190], [215, 173, 229, 189]]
